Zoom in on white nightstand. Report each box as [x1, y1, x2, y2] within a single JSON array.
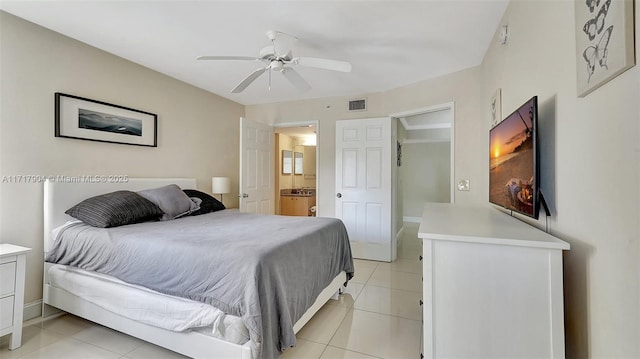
[[0, 244, 31, 350]]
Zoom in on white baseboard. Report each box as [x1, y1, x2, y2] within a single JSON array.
[[23, 299, 42, 321], [350, 241, 391, 262], [403, 216, 421, 223], [396, 225, 405, 240]]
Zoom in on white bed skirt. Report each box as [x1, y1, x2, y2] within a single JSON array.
[[47, 263, 249, 344]]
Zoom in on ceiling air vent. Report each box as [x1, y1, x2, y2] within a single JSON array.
[[348, 98, 366, 111]]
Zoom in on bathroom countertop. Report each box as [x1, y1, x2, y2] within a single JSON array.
[[280, 193, 315, 197]]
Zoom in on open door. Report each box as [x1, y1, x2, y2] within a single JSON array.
[[239, 117, 274, 214], [335, 117, 392, 261]]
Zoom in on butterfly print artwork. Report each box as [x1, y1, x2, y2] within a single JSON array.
[[583, 0, 611, 41], [491, 97, 497, 121], [585, 0, 601, 13], [583, 25, 613, 82], [575, 0, 634, 97]]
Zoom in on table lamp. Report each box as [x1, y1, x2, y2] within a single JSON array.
[[211, 177, 231, 203]]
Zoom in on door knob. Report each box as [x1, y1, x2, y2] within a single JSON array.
[[240, 193, 249, 198], [336, 193, 342, 198]]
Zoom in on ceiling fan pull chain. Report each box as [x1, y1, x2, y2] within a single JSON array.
[[268, 67, 272, 91]]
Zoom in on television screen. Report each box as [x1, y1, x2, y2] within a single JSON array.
[[489, 96, 539, 219]]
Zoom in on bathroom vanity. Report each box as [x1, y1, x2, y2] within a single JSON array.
[[280, 190, 316, 216]]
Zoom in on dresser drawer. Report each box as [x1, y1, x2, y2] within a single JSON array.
[[0, 262, 16, 297], [0, 295, 14, 330]]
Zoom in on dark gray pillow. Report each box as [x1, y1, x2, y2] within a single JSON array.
[[138, 184, 199, 221], [65, 190, 163, 228], [183, 189, 226, 215]]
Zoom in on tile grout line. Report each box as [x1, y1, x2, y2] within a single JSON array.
[[316, 342, 330, 359], [1, 332, 58, 359], [347, 307, 423, 323], [322, 306, 354, 351], [8, 324, 70, 359], [361, 283, 423, 295], [296, 281, 365, 350], [63, 336, 126, 357], [324, 344, 385, 359], [64, 332, 126, 357], [321, 263, 376, 351], [38, 316, 141, 358]]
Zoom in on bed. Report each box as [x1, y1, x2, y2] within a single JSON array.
[[42, 178, 353, 359]]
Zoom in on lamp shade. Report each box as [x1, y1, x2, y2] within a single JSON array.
[[211, 177, 231, 195]]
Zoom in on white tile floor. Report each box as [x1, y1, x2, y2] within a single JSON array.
[[0, 223, 423, 359]]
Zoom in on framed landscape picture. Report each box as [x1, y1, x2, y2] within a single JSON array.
[[55, 93, 157, 147], [575, 0, 635, 97]]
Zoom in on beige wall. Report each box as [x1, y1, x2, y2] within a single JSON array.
[[0, 12, 244, 304], [481, 1, 639, 357], [246, 66, 483, 218], [401, 142, 451, 218]]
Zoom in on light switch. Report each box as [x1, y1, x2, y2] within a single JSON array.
[[457, 179, 470, 191]]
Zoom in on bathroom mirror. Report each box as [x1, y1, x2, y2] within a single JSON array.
[[294, 152, 303, 175], [282, 150, 292, 174]]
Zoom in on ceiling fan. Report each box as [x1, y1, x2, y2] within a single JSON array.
[[197, 30, 352, 93]]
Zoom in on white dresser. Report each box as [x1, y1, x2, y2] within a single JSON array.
[[0, 243, 31, 350], [418, 203, 569, 358]]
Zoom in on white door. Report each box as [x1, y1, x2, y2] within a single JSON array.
[[239, 117, 274, 214], [335, 117, 392, 261]]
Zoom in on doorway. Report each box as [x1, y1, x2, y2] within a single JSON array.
[[274, 122, 318, 216], [391, 102, 455, 223]]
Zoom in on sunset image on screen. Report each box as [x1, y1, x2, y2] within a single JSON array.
[[489, 99, 535, 216]]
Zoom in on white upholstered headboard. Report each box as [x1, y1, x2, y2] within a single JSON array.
[[43, 178, 197, 252]]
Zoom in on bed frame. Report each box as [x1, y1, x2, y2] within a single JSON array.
[[42, 178, 346, 359]]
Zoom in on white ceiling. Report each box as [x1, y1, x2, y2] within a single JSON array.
[[0, 1, 508, 106]]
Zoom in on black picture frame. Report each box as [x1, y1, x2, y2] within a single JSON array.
[[55, 92, 157, 147]]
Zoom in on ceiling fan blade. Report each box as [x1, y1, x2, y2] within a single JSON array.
[[197, 56, 258, 61], [231, 68, 267, 93], [266, 30, 297, 58], [281, 67, 311, 92], [294, 57, 352, 72]]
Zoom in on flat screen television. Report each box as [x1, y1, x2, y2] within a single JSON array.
[[489, 96, 539, 219]]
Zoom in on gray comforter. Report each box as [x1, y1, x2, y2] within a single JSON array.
[[46, 210, 354, 359]]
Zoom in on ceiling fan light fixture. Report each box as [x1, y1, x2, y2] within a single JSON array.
[[270, 61, 284, 71], [198, 30, 351, 93]]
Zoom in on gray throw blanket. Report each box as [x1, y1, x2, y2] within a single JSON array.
[[46, 210, 354, 358]]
